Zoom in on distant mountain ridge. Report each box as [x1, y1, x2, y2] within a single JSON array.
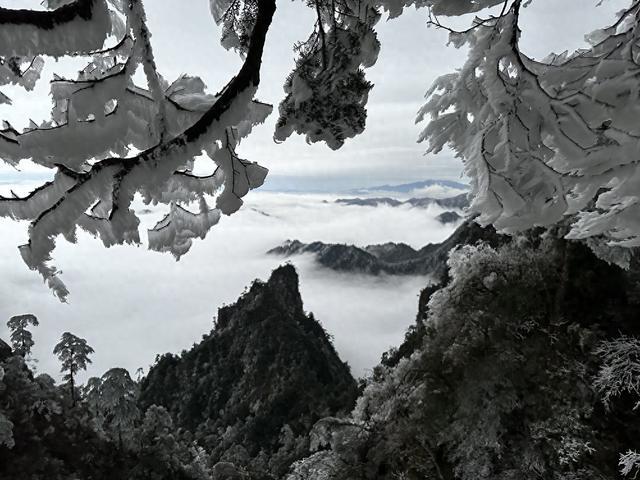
[[268, 220, 507, 280], [349, 179, 469, 194], [335, 193, 469, 210], [259, 177, 469, 194]]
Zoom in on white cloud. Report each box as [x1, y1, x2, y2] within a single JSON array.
[[0, 191, 457, 382]]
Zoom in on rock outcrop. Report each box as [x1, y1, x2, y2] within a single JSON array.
[[139, 265, 358, 479]]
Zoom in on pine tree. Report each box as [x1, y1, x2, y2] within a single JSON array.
[[98, 368, 140, 449], [6, 314, 38, 357], [53, 332, 94, 406]]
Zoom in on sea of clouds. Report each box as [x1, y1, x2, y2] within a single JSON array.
[[0, 186, 460, 382]]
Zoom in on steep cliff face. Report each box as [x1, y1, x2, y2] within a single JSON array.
[[139, 265, 358, 479]]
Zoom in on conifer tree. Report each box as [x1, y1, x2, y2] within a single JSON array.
[[53, 331, 94, 406], [6, 314, 38, 357], [98, 367, 140, 449]]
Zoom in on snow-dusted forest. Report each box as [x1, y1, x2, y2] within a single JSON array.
[[1, 0, 639, 479]]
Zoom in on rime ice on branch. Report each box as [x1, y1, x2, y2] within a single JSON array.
[[417, 0, 640, 251], [2, 0, 640, 299], [0, 0, 275, 300]]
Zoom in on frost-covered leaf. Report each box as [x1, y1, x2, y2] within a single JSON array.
[[417, 2, 640, 250], [275, 1, 380, 149], [148, 199, 221, 259], [0, 0, 111, 58], [620, 450, 640, 477], [594, 335, 640, 409]]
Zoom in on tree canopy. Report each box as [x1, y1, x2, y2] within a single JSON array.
[[6, 314, 38, 357], [0, 0, 638, 300], [53, 331, 94, 405]]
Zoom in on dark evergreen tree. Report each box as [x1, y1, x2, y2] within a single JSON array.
[[53, 332, 94, 406]]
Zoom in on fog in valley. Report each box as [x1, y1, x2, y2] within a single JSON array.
[[0, 186, 459, 380]]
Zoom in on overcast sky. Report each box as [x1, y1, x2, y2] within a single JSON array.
[[0, 0, 631, 189]]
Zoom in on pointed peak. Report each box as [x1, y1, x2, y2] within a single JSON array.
[[267, 263, 299, 288]]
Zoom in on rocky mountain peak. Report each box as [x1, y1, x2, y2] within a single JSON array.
[[217, 263, 303, 332], [139, 265, 358, 479]]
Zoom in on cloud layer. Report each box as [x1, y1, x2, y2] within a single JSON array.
[[0, 190, 458, 382]]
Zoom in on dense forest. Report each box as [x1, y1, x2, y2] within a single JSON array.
[[2, 226, 639, 479]]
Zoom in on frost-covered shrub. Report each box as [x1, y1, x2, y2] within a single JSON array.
[[594, 335, 640, 410], [290, 238, 640, 480], [0, 0, 274, 300]]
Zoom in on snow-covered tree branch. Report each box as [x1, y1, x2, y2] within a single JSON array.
[[417, 0, 640, 250], [2, 0, 640, 300], [0, 0, 275, 300]]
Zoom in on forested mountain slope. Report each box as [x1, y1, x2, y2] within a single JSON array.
[[0, 355, 211, 480], [287, 238, 640, 480], [139, 265, 358, 479]]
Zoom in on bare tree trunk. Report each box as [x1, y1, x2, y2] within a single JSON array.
[[70, 370, 76, 407], [553, 238, 570, 323]]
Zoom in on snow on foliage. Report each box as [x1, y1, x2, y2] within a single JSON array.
[[2, 0, 640, 300], [418, 0, 640, 250], [620, 450, 640, 478], [594, 335, 640, 410], [0, 0, 111, 58], [275, 1, 381, 149], [0, 0, 275, 300], [288, 239, 640, 479], [376, 0, 504, 18]]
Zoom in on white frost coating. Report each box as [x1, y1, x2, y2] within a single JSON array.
[[620, 450, 640, 478], [16, 85, 267, 300], [418, 3, 640, 248], [210, 131, 268, 215], [0, 171, 76, 220], [128, 0, 168, 143], [153, 170, 224, 205], [0, 56, 45, 104], [78, 209, 141, 248], [0, 75, 255, 169], [373, 0, 504, 18], [1, 0, 274, 300], [0, 0, 111, 58], [19, 167, 114, 300], [275, 1, 381, 149], [51, 61, 132, 121], [209, 0, 247, 52], [148, 198, 221, 259]]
